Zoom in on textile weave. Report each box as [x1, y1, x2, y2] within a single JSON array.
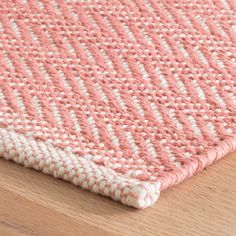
[[0, 0, 236, 208]]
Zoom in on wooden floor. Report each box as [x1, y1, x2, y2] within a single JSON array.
[[0, 152, 236, 236]]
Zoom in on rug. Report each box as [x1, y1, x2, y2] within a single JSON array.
[[0, 0, 235, 208]]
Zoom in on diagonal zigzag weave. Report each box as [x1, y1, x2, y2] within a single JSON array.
[[0, 0, 236, 208]]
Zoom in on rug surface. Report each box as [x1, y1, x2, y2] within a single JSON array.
[[0, 0, 236, 208]]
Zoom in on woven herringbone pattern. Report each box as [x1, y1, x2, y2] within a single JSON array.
[[0, 0, 236, 208]]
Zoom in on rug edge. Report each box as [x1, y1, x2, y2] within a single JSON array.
[[0, 128, 160, 209], [2, 128, 235, 208], [158, 134, 236, 191]]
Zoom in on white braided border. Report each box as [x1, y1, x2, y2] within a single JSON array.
[[0, 128, 160, 208]]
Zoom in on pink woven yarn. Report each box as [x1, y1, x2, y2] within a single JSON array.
[[0, 0, 236, 208]]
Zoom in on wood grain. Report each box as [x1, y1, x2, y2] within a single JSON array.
[[0, 152, 236, 236]]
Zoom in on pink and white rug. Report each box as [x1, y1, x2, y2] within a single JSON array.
[[0, 0, 236, 208]]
